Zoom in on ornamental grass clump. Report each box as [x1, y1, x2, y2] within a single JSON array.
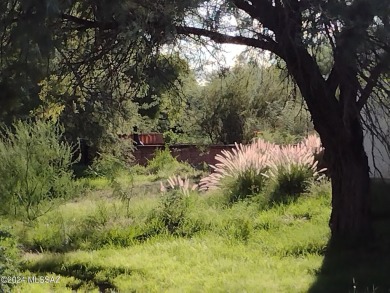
[[155, 176, 198, 235], [267, 144, 324, 199], [160, 175, 198, 197], [300, 134, 324, 155], [199, 139, 274, 202], [198, 134, 326, 203]]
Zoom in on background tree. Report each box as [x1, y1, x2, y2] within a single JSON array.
[[175, 0, 390, 241], [153, 55, 207, 144], [197, 61, 312, 144], [0, 0, 201, 155]]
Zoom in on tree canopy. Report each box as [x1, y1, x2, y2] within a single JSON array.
[[0, 0, 199, 151]]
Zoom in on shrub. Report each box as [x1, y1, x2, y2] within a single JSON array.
[[0, 227, 20, 293], [225, 217, 253, 243], [300, 133, 324, 155], [111, 174, 135, 217], [255, 129, 299, 145], [149, 185, 195, 235], [28, 213, 70, 252], [268, 165, 314, 202], [22, 201, 138, 252], [160, 175, 198, 197], [130, 164, 148, 175], [0, 120, 78, 221], [160, 191, 189, 234], [89, 225, 140, 248], [147, 147, 195, 178], [226, 168, 268, 203], [87, 153, 129, 179], [146, 147, 177, 174]]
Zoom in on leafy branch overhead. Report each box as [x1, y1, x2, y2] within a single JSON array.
[[0, 0, 195, 129]]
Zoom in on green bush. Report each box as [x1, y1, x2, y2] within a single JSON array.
[[0, 120, 78, 221], [0, 227, 20, 293], [27, 214, 70, 252], [146, 147, 194, 177], [73, 217, 140, 250], [230, 217, 252, 243], [149, 190, 192, 235], [24, 202, 134, 252], [256, 129, 300, 145], [129, 164, 148, 175], [146, 147, 177, 173], [87, 153, 129, 179]]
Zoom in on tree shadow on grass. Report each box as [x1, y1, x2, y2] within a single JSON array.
[[309, 180, 390, 293], [24, 253, 139, 292]]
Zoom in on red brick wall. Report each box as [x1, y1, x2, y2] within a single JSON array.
[[133, 144, 236, 167]]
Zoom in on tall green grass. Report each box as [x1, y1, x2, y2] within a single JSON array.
[[6, 171, 390, 292], [8, 179, 335, 292]]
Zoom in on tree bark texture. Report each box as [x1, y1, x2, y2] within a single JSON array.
[[324, 119, 372, 241], [283, 46, 373, 241]]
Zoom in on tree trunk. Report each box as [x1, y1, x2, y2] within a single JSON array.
[[280, 42, 373, 243], [321, 120, 372, 243]]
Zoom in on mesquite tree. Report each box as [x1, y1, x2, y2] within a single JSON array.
[[175, 0, 390, 241], [1, 0, 389, 241]]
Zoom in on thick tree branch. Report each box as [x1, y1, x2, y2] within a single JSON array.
[[326, 67, 339, 95], [231, 0, 278, 33], [61, 14, 118, 30], [176, 26, 281, 56]]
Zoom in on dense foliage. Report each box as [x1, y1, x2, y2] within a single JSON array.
[[196, 63, 312, 144], [0, 120, 78, 221], [0, 228, 20, 293], [0, 0, 201, 153]]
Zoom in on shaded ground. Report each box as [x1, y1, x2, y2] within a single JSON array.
[[309, 179, 390, 293]]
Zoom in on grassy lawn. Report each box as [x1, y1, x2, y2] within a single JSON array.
[[4, 175, 390, 293]]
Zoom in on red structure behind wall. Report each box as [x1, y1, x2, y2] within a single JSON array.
[[138, 133, 164, 145]]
